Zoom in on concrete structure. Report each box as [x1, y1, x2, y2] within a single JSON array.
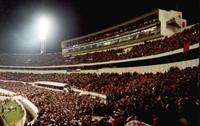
[[61, 9, 187, 56], [0, 43, 198, 74]]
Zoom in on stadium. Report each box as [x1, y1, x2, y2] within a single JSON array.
[[0, 1, 199, 126]]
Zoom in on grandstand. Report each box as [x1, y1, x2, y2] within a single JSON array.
[[0, 9, 199, 126], [61, 9, 187, 56]]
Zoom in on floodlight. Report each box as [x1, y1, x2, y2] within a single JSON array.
[[38, 16, 51, 41], [36, 16, 52, 54]]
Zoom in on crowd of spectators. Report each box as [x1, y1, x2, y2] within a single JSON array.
[[0, 53, 64, 66], [0, 67, 199, 126], [65, 24, 199, 64], [0, 24, 199, 66], [0, 82, 104, 126]]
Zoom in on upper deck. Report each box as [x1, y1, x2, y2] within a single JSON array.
[[62, 9, 159, 48], [61, 9, 187, 56]]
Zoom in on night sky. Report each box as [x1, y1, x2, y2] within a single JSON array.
[[0, 0, 199, 54]]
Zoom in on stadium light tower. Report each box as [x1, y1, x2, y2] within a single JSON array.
[[37, 16, 51, 54]]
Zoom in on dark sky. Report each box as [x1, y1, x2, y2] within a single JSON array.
[[0, 0, 199, 54]]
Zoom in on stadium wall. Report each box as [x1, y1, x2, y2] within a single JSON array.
[[0, 43, 198, 74], [0, 69, 67, 74], [0, 59, 198, 74], [15, 96, 38, 125], [0, 43, 198, 69], [79, 59, 199, 74]]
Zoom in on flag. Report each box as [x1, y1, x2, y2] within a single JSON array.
[[183, 41, 191, 53]]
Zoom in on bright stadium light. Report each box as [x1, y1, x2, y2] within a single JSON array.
[[37, 16, 51, 54]]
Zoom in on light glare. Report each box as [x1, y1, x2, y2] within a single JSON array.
[[38, 17, 51, 41]]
